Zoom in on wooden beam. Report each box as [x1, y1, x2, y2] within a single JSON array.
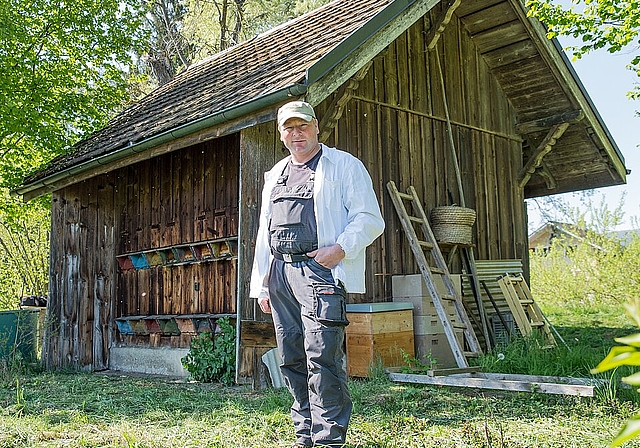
[[515, 110, 584, 135], [239, 320, 276, 347], [518, 122, 569, 188], [387, 371, 596, 397], [318, 61, 373, 142], [425, 0, 463, 51], [536, 162, 557, 190]]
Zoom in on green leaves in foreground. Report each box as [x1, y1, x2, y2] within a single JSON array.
[[591, 298, 640, 446]]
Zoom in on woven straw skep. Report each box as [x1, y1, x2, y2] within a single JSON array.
[[429, 206, 476, 245]]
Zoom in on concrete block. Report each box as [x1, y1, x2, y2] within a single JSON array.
[[109, 346, 189, 378]]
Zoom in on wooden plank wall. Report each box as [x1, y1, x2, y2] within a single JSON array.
[[44, 134, 240, 370], [115, 136, 239, 319], [45, 178, 116, 370], [318, 12, 527, 302], [236, 13, 529, 384], [237, 120, 286, 385]]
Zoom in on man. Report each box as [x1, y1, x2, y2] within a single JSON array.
[[250, 100, 385, 447]]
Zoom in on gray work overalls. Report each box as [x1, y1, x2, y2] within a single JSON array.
[[268, 154, 352, 447]]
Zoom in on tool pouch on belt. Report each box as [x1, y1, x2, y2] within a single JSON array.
[[312, 284, 349, 326]]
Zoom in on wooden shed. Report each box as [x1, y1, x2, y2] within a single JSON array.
[[16, 0, 627, 384]]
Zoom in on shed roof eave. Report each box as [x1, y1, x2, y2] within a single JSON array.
[[510, 0, 627, 183], [13, 83, 309, 201]]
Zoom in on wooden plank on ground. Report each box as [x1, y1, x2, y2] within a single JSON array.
[[387, 371, 595, 397]]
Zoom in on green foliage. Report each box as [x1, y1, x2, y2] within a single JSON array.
[[592, 298, 640, 447], [182, 317, 236, 385], [526, 0, 640, 101], [478, 333, 611, 378], [530, 201, 640, 445], [0, 0, 149, 187], [0, 191, 50, 309], [0, 0, 149, 310], [399, 349, 437, 374], [531, 226, 640, 329], [180, 0, 331, 66]]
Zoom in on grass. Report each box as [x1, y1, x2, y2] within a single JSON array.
[[2, 308, 640, 448], [1, 270, 640, 446], [0, 361, 638, 448]]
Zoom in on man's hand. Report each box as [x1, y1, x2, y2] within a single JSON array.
[[258, 296, 272, 314], [307, 244, 345, 269]]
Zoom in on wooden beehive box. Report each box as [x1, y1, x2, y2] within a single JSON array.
[[345, 302, 414, 377]]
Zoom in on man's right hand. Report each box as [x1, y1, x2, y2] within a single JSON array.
[[258, 296, 272, 314]]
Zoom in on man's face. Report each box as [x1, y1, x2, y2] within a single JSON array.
[[279, 117, 320, 163]]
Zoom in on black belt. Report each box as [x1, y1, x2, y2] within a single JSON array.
[[272, 251, 310, 262]]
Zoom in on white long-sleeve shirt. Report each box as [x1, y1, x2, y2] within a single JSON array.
[[249, 144, 385, 297]]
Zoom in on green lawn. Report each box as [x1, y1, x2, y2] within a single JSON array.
[[0, 365, 638, 448], [2, 241, 639, 447]]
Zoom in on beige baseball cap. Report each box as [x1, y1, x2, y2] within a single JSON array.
[[277, 101, 316, 128]]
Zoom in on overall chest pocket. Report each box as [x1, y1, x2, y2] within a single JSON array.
[[270, 184, 314, 225]]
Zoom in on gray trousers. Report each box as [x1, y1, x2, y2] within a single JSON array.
[[268, 258, 352, 447]]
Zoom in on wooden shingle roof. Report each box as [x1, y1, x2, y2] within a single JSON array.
[[17, 0, 627, 200], [23, 0, 395, 187]]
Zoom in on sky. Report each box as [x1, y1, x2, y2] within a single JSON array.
[[525, 37, 640, 233]]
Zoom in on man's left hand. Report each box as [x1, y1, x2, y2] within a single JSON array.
[[306, 244, 345, 269]]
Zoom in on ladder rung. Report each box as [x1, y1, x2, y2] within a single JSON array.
[[520, 299, 534, 305], [440, 294, 456, 301], [452, 322, 467, 330], [531, 321, 544, 327], [511, 276, 524, 282], [397, 191, 413, 200], [430, 267, 444, 275], [464, 352, 479, 358], [418, 240, 434, 249], [408, 216, 423, 223]]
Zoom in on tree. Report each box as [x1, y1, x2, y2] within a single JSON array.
[[0, 0, 148, 306], [144, 0, 329, 86], [526, 0, 640, 102], [143, 0, 194, 87], [0, 192, 49, 308], [0, 0, 149, 188]]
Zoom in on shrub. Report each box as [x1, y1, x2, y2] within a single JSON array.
[[181, 317, 236, 385]]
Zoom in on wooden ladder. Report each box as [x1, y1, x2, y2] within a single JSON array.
[[497, 273, 556, 347], [386, 181, 482, 368]]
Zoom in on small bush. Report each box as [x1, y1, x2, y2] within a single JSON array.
[[181, 317, 236, 385]]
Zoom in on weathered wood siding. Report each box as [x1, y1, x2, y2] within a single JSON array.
[[44, 135, 240, 370], [237, 11, 527, 382], [45, 8, 528, 377], [321, 12, 527, 301]]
